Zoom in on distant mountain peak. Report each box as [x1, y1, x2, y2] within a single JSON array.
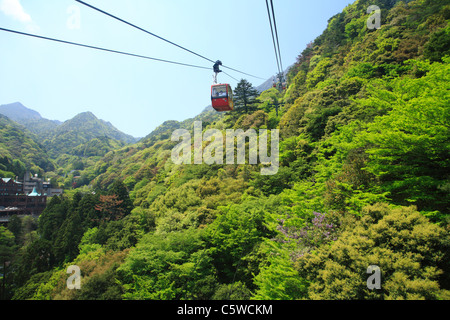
[[0, 102, 138, 149], [0, 102, 42, 122], [71, 111, 98, 120], [56, 111, 138, 144]]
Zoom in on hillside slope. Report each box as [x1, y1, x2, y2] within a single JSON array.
[[0, 102, 60, 140], [0, 102, 42, 122], [0, 114, 54, 177], [43, 111, 137, 157]]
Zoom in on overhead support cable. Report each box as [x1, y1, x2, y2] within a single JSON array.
[[75, 0, 264, 80], [75, 0, 215, 64], [0, 27, 211, 70], [222, 71, 239, 82], [270, 0, 284, 73], [265, 0, 285, 78], [265, 0, 281, 75]]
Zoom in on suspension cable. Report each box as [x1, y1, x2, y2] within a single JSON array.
[[270, 0, 284, 73], [75, 0, 215, 64], [75, 0, 265, 80], [0, 27, 211, 70], [265, 0, 281, 76], [265, 0, 285, 78], [222, 71, 239, 82]]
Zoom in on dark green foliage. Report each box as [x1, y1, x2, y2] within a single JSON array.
[[107, 180, 134, 214], [212, 282, 252, 300], [13, 238, 55, 286], [53, 210, 84, 263], [0, 115, 54, 175], [76, 267, 124, 300], [206, 202, 273, 285], [11, 271, 53, 300], [424, 24, 450, 62], [233, 79, 260, 114], [0, 227, 15, 267], [9, 179, 134, 293]]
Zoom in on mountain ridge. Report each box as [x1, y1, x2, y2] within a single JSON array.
[[0, 102, 43, 122], [0, 103, 138, 143], [0, 102, 140, 161]]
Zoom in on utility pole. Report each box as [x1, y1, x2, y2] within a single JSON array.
[[267, 102, 285, 117]]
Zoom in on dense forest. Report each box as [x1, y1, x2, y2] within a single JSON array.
[[0, 0, 449, 300]]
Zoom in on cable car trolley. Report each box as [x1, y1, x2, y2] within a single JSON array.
[[211, 60, 234, 112], [211, 83, 234, 112]]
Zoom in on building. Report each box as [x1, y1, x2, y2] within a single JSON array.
[[0, 178, 47, 224], [23, 171, 43, 195], [22, 172, 63, 197], [0, 178, 23, 195], [43, 181, 63, 197]]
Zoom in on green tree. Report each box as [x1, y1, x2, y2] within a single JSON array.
[[295, 203, 450, 300], [0, 227, 16, 299], [7, 216, 22, 245], [424, 23, 450, 62], [117, 227, 214, 300], [108, 179, 133, 215], [206, 201, 275, 288], [0, 226, 15, 268], [253, 243, 307, 300], [233, 79, 260, 114], [13, 238, 55, 287], [53, 210, 84, 263], [356, 58, 450, 215]]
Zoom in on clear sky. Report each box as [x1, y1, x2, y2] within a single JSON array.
[[0, 0, 353, 138]]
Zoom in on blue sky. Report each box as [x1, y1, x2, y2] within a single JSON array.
[[0, 0, 353, 138]]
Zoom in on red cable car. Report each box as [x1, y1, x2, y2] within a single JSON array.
[[211, 84, 234, 112]]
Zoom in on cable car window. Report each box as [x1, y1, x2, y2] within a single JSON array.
[[212, 85, 228, 98], [227, 85, 233, 100]]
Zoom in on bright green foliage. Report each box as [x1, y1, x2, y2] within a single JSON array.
[[212, 281, 252, 300], [295, 203, 450, 300], [117, 228, 212, 300], [356, 58, 450, 213], [305, 58, 332, 89], [205, 201, 273, 284], [253, 242, 307, 300], [0, 115, 54, 175], [0, 226, 15, 266]]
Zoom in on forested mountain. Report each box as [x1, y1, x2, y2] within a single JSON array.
[[1, 0, 449, 301], [0, 102, 61, 141], [0, 114, 55, 177], [43, 111, 137, 158], [0, 104, 138, 157], [0, 105, 139, 183], [0, 102, 43, 122]]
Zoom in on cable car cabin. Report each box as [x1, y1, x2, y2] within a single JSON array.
[[211, 84, 234, 112]]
